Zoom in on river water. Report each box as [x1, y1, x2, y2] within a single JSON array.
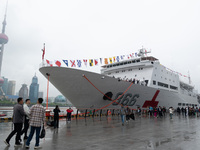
[[0, 106, 77, 118]]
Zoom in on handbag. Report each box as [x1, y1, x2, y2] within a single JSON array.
[[39, 125, 45, 139]]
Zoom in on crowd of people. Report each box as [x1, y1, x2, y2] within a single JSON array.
[[119, 105, 200, 125], [4, 97, 74, 149], [4, 97, 45, 149]]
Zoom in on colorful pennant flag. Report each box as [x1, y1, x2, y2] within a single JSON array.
[[83, 59, 87, 67], [109, 57, 112, 64], [116, 56, 120, 62], [42, 43, 45, 60], [100, 58, 102, 64], [55, 60, 61, 67], [135, 53, 138, 57], [63, 60, 68, 67], [89, 59, 93, 66], [70, 60, 76, 67], [113, 57, 116, 63], [46, 59, 53, 66], [77, 60, 82, 67], [94, 59, 98, 66], [104, 58, 108, 64]]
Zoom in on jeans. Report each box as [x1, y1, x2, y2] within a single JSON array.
[[26, 126, 41, 146], [170, 113, 173, 119], [6, 123, 23, 144], [121, 115, 125, 124]]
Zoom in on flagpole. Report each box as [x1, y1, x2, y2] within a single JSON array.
[[46, 73, 50, 110]]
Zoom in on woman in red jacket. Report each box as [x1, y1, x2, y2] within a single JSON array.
[[66, 108, 73, 123]]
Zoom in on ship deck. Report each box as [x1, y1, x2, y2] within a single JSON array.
[[1, 114, 200, 150]]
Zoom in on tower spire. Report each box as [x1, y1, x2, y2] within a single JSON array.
[[2, 0, 8, 34]]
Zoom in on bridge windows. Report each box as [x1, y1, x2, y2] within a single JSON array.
[[170, 85, 178, 90], [158, 82, 168, 88]]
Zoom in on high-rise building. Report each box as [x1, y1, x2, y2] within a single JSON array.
[[19, 84, 28, 100], [29, 74, 39, 103], [0, 76, 8, 95], [7, 80, 16, 95]]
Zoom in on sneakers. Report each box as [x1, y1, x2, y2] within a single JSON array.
[[4, 140, 10, 146], [25, 145, 30, 149], [14, 143, 22, 147], [34, 146, 42, 149]]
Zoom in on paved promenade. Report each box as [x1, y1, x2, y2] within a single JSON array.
[[1, 114, 200, 150]]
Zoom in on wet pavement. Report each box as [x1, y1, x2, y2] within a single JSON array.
[[1, 114, 200, 150]]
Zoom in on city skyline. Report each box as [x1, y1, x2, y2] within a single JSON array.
[[0, 0, 199, 98]]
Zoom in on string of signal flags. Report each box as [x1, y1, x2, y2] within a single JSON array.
[[41, 43, 189, 78], [41, 43, 143, 67]]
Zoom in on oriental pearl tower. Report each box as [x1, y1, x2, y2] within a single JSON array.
[[0, 2, 8, 97]]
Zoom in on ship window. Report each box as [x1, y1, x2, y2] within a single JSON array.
[[122, 70, 125, 72], [120, 63, 123, 65], [153, 80, 156, 85], [165, 78, 167, 80], [108, 73, 111, 75], [170, 85, 178, 90], [158, 82, 168, 88], [124, 62, 127, 64], [183, 103, 185, 106], [116, 71, 119, 73], [136, 60, 140, 62], [132, 60, 136, 63], [186, 104, 189, 106], [178, 103, 181, 106], [128, 69, 132, 71], [195, 104, 197, 106], [116, 64, 119, 66], [128, 61, 131, 64]]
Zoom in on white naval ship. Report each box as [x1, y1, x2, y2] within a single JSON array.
[[39, 49, 200, 109]]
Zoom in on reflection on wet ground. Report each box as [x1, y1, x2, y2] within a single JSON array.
[[1, 115, 200, 150]]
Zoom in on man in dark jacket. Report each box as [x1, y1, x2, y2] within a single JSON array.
[[4, 97, 25, 147]]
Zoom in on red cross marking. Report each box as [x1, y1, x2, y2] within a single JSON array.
[[142, 90, 160, 108]]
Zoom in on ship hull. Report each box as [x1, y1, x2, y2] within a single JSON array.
[[39, 67, 198, 109]]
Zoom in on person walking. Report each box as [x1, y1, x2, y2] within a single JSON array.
[[53, 105, 60, 128], [120, 104, 126, 126], [4, 97, 25, 147], [25, 98, 45, 149], [21, 99, 31, 140], [66, 107, 73, 123], [169, 107, 174, 119], [126, 107, 131, 122]]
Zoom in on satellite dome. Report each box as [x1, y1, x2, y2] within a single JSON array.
[[0, 33, 8, 44]]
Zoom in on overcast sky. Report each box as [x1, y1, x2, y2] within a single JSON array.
[[0, 0, 200, 97]]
